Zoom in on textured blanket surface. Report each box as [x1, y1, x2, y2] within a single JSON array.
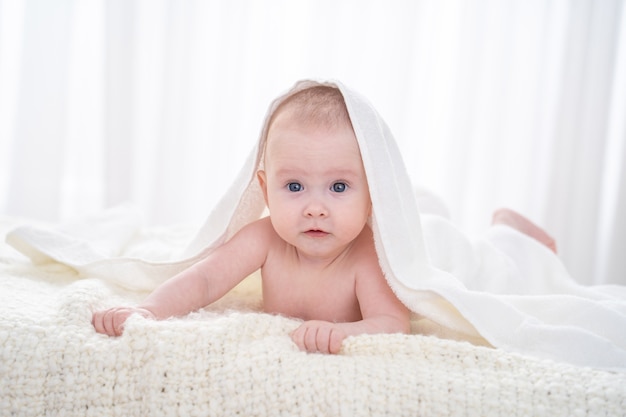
[[1, 217, 626, 417]]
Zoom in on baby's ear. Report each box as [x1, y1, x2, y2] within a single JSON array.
[[257, 170, 269, 204]]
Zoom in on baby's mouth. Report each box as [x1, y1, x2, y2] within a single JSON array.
[[304, 229, 329, 238]]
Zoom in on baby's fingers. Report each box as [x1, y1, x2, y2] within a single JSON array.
[[290, 325, 306, 351], [92, 308, 119, 336], [303, 324, 328, 353], [291, 321, 346, 354], [92, 307, 132, 337], [291, 323, 318, 352]]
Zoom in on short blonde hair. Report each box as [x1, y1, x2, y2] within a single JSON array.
[[268, 85, 353, 132]]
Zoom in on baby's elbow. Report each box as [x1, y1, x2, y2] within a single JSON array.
[[393, 305, 412, 335], [397, 317, 411, 335], [383, 313, 411, 335]]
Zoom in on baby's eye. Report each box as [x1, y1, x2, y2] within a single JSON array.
[[287, 182, 303, 192], [331, 182, 347, 193]]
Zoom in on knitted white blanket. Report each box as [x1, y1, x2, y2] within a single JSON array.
[[1, 217, 625, 417]]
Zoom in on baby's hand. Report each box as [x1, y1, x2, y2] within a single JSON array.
[[92, 306, 155, 337], [290, 320, 347, 354]]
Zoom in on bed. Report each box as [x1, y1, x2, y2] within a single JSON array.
[[1, 215, 625, 417]]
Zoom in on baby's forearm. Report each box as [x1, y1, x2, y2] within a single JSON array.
[[91, 266, 212, 337], [338, 314, 410, 337], [139, 264, 212, 320]]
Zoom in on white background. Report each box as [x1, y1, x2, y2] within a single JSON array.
[[1, 0, 625, 285]]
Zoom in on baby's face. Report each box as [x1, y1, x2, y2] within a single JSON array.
[[258, 111, 372, 261]]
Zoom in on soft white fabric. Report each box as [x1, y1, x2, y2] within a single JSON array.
[[2, 216, 626, 416], [6, 80, 626, 372]]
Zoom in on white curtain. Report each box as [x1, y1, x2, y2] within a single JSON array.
[[1, 0, 624, 285]]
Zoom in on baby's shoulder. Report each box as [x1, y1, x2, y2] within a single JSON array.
[[239, 216, 275, 238], [225, 217, 280, 260], [351, 225, 377, 253], [235, 217, 284, 248], [347, 226, 380, 267]]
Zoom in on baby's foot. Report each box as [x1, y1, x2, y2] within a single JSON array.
[[492, 208, 557, 253]]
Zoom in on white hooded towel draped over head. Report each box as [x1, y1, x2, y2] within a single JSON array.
[[7, 79, 626, 372]]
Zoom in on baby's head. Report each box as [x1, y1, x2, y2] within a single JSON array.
[[261, 85, 359, 173], [266, 85, 353, 134], [257, 85, 372, 259]]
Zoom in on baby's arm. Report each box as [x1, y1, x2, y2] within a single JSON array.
[[92, 218, 271, 336], [291, 257, 410, 354]]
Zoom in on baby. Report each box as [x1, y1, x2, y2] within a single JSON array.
[[92, 84, 557, 353], [93, 86, 411, 353]]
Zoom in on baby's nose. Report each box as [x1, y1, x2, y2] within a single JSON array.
[[304, 199, 328, 217]]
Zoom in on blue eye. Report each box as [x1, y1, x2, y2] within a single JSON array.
[[331, 182, 347, 193], [287, 182, 302, 192]]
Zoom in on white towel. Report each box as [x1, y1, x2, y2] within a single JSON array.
[[7, 79, 626, 372]]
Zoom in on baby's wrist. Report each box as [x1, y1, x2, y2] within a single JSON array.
[[135, 306, 158, 320]]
